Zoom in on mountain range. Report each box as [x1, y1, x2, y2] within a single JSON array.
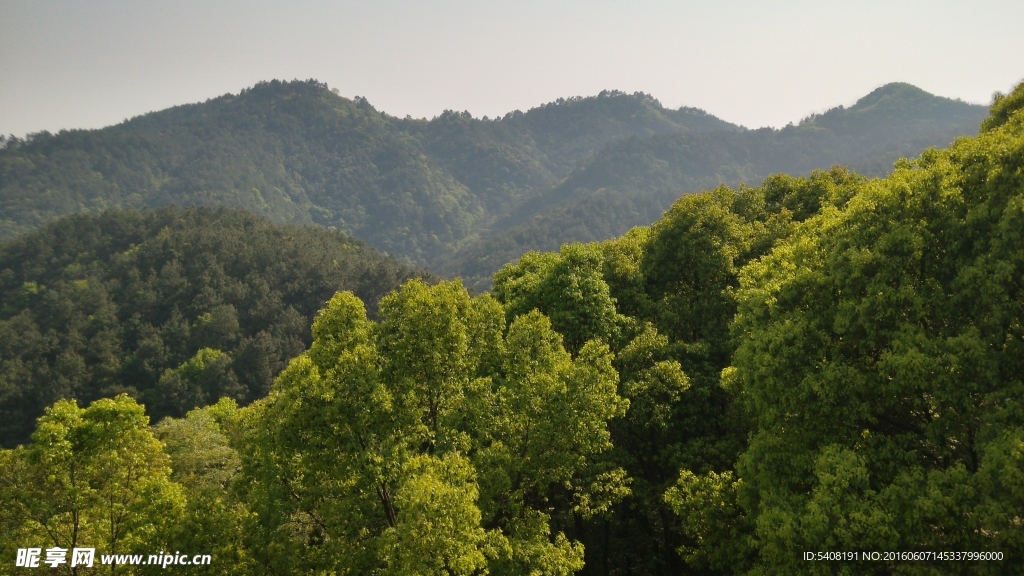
[[0, 80, 987, 287]]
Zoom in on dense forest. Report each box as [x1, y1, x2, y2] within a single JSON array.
[[440, 83, 991, 289], [2, 82, 1021, 575], [1, 80, 985, 287], [0, 207, 425, 447], [0, 82, 736, 263]]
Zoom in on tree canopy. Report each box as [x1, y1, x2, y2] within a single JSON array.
[[236, 280, 627, 574], [713, 78, 1024, 574]]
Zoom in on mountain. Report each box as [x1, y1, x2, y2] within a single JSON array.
[[0, 82, 477, 263], [440, 83, 988, 288], [0, 80, 987, 282], [0, 81, 734, 263], [0, 206, 426, 447]]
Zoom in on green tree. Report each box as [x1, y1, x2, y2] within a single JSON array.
[[153, 398, 253, 574], [494, 243, 622, 355], [475, 310, 627, 576], [236, 280, 627, 574], [717, 80, 1024, 574], [0, 395, 184, 574], [147, 348, 241, 419], [493, 237, 701, 574]]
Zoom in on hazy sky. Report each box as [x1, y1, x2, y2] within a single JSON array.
[[2, 0, 1022, 136]]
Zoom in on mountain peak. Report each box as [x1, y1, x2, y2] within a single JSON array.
[[798, 82, 986, 133], [852, 82, 936, 110]]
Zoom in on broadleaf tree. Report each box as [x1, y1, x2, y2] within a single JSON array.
[[236, 280, 627, 575]]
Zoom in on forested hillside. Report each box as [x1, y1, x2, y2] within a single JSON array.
[[0, 207, 424, 447], [0, 81, 733, 262], [442, 83, 989, 288], [3, 81, 1020, 575], [1, 80, 985, 282]]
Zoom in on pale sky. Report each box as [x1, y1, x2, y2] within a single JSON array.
[[2, 0, 1022, 137]]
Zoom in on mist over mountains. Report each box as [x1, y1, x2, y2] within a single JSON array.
[[0, 79, 986, 286]]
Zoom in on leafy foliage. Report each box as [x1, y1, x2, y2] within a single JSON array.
[[0, 395, 185, 572], [488, 209, 735, 573], [715, 79, 1024, 574], [235, 281, 626, 574], [494, 243, 622, 354], [479, 79, 1020, 569], [151, 399, 254, 574]]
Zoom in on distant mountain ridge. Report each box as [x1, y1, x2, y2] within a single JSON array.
[[0, 81, 735, 260], [0, 80, 987, 284], [439, 83, 989, 287]]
